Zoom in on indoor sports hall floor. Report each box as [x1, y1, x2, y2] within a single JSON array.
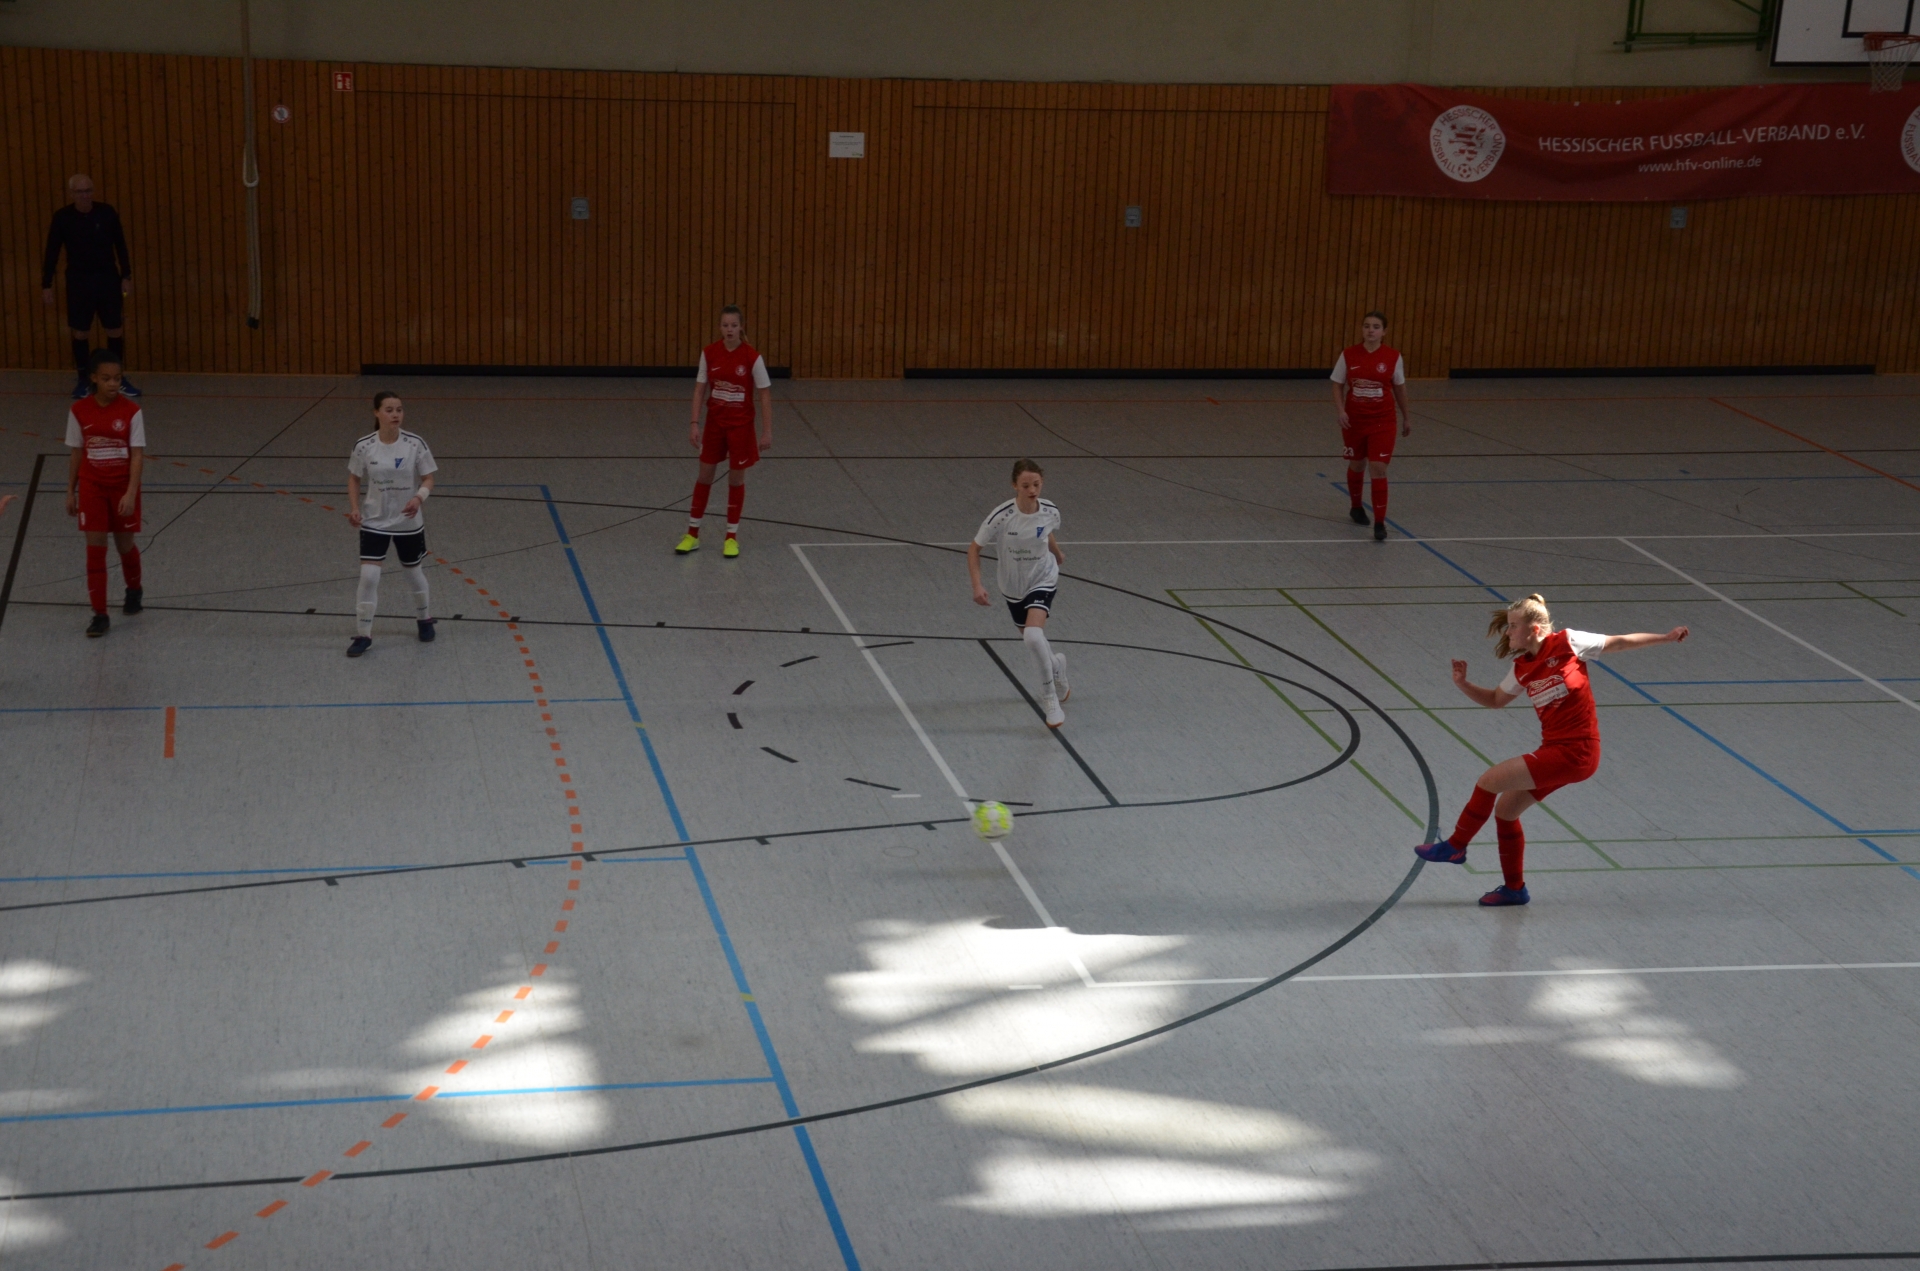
[[0, 369, 1915, 1271]]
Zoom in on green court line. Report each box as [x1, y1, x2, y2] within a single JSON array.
[[1467, 858, 1920, 876], [1836, 580, 1908, 617], [1264, 586, 1622, 870], [1166, 593, 1427, 830], [1182, 595, 1920, 610], [1297, 698, 1907, 712]]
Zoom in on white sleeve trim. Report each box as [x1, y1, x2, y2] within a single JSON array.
[[1499, 667, 1520, 695], [414, 438, 438, 478], [65, 411, 83, 448], [751, 356, 771, 390], [127, 410, 146, 449], [695, 351, 709, 383], [1392, 357, 1406, 386], [1329, 352, 1349, 384], [1565, 629, 1607, 660]]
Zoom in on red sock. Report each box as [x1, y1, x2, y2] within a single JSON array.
[[687, 481, 712, 535], [1371, 476, 1389, 523], [119, 548, 142, 590], [86, 544, 108, 614], [1495, 816, 1526, 890], [1346, 469, 1364, 507], [726, 482, 745, 533], [1448, 786, 1496, 849]]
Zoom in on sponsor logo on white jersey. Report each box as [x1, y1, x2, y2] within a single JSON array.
[[1903, 105, 1920, 175], [1431, 105, 1506, 183], [710, 383, 747, 404]]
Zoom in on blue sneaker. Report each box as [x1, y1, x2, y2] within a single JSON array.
[[1415, 840, 1466, 864], [347, 636, 372, 658], [1479, 885, 1530, 906], [417, 618, 436, 643]]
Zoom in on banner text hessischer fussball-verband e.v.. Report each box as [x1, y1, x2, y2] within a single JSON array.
[[1328, 83, 1920, 199]]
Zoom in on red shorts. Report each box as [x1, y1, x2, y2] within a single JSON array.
[[76, 479, 141, 533], [699, 424, 760, 471], [1522, 738, 1601, 800], [1341, 424, 1396, 463]]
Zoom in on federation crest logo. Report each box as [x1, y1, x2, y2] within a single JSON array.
[[1430, 104, 1506, 183], [1903, 104, 1920, 176], [735, 364, 746, 376], [112, 420, 125, 433], [1375, 362, 1386, 373]]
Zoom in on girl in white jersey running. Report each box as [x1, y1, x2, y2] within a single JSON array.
[[969, 459, 1070, 728], [345, 391, 438, 658]]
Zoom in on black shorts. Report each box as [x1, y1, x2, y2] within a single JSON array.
[[1006, 588, 1056, 628], [66, 274, 124, 332], [360, 528, 427, 566]]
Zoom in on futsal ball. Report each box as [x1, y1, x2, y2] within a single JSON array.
[[972, 801, 1015, 840]]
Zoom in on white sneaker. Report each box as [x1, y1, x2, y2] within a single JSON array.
[[1051, 651, 1070, 703], [1040, 691, 1066, 729]]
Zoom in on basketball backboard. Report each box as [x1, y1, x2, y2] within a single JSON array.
[[1773, 0, 1917, 63]]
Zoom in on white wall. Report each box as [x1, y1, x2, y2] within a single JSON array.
[[0, 0, 1852, 85]]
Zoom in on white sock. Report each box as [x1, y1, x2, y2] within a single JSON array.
[[402, 562, 431, 619], [1022, 625, 1055, 698], [355, 562, 381, 636]]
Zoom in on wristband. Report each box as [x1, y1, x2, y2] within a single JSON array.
[[415, 486, 430, 500]]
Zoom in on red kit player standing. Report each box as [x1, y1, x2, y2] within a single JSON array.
[[64, 350, 144, 637], [1330, 311, 1410, 541], [1416, 594, 1690, 906], [676, 305, 773, 559]]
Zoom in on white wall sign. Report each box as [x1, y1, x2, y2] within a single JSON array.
[[829, 131, 866, 159]]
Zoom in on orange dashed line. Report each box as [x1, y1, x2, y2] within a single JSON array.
[[171, 460, 188, 467], [543, 941, 560, 954], [525, 659, 537, 667], [553, 921, 568, 933], [477, 588, 490, 596], [569, 864, 582, 875], [256, 1200, 288, 1218], [381, 1112, 408, 1128], [299, 496, 312, 503], [164, 1264, 187, 1270], [320, 505, 334, 511], [415, 1085, 440, 1100], [570, 822, 582, 831], [514, 986, 532, 999], [302, 1171, 332, 1187], [274, 489, 290, 496], [250, 481, 266, 488], [206, 1232, 239, 1249], [164, 706, 176, 758], [495, 1010, 513, 1023], [199, 468, 216, 474], [343, 1140, 373, 1157], [472, 1035, 493, 1049], [445, 1060, 468, 1074], [561, 900, 575, 911], [532, 963, 548, 976]]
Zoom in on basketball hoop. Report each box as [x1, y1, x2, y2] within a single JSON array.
[[1863, 32, 1920, 93]]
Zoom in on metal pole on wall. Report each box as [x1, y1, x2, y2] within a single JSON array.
[[241, 0, 262, 329]]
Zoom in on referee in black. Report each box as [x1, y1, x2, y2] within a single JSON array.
[[41, 174, 139, 399]]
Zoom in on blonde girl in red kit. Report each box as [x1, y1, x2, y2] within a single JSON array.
[[1415, 595, 1689, 906], [1330, 311, 1410, 540], [676, 305, 773, 559]]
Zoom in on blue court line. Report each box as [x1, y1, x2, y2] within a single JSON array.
[[1383, 514, 1920, 882], [0, 857, 687, 885], [0, 1077, 775, 1125], [1375, 474, 1919, 486], [0, 696, 623, 716], [1636, 677, 1920, 687], [540, 487, 862, 1271]]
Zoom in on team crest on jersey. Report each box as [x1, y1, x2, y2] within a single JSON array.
[[1430, 104, 1505, 183], [735, 364, 746, 376], [1375, 362, 1386, 373], [112, 420, 125, 432]]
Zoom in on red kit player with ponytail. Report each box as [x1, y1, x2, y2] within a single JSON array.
[[676, 305, 773, 560], [1416, 595, 1690, 906]]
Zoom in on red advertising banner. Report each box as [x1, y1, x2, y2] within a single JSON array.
[[1328, 83, 1920, 200]]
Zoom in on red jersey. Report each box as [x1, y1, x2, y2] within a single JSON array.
[[1333, 344, 1403, 430], [699, 340, 770, 431], [65, 393, 146, 483], [1500, 628, 1607, 746]]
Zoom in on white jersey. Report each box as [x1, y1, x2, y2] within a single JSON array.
[[974, 498, 1061, 599], [348, 430, 438, 533]]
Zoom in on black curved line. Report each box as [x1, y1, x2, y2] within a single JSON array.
[[1319, 1255, 1920, 1271], [0, 857, 1424, 1203], [0, 501, 1437, 1206]]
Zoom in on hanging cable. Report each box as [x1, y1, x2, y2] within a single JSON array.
[[240, 0, 262, 329]]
